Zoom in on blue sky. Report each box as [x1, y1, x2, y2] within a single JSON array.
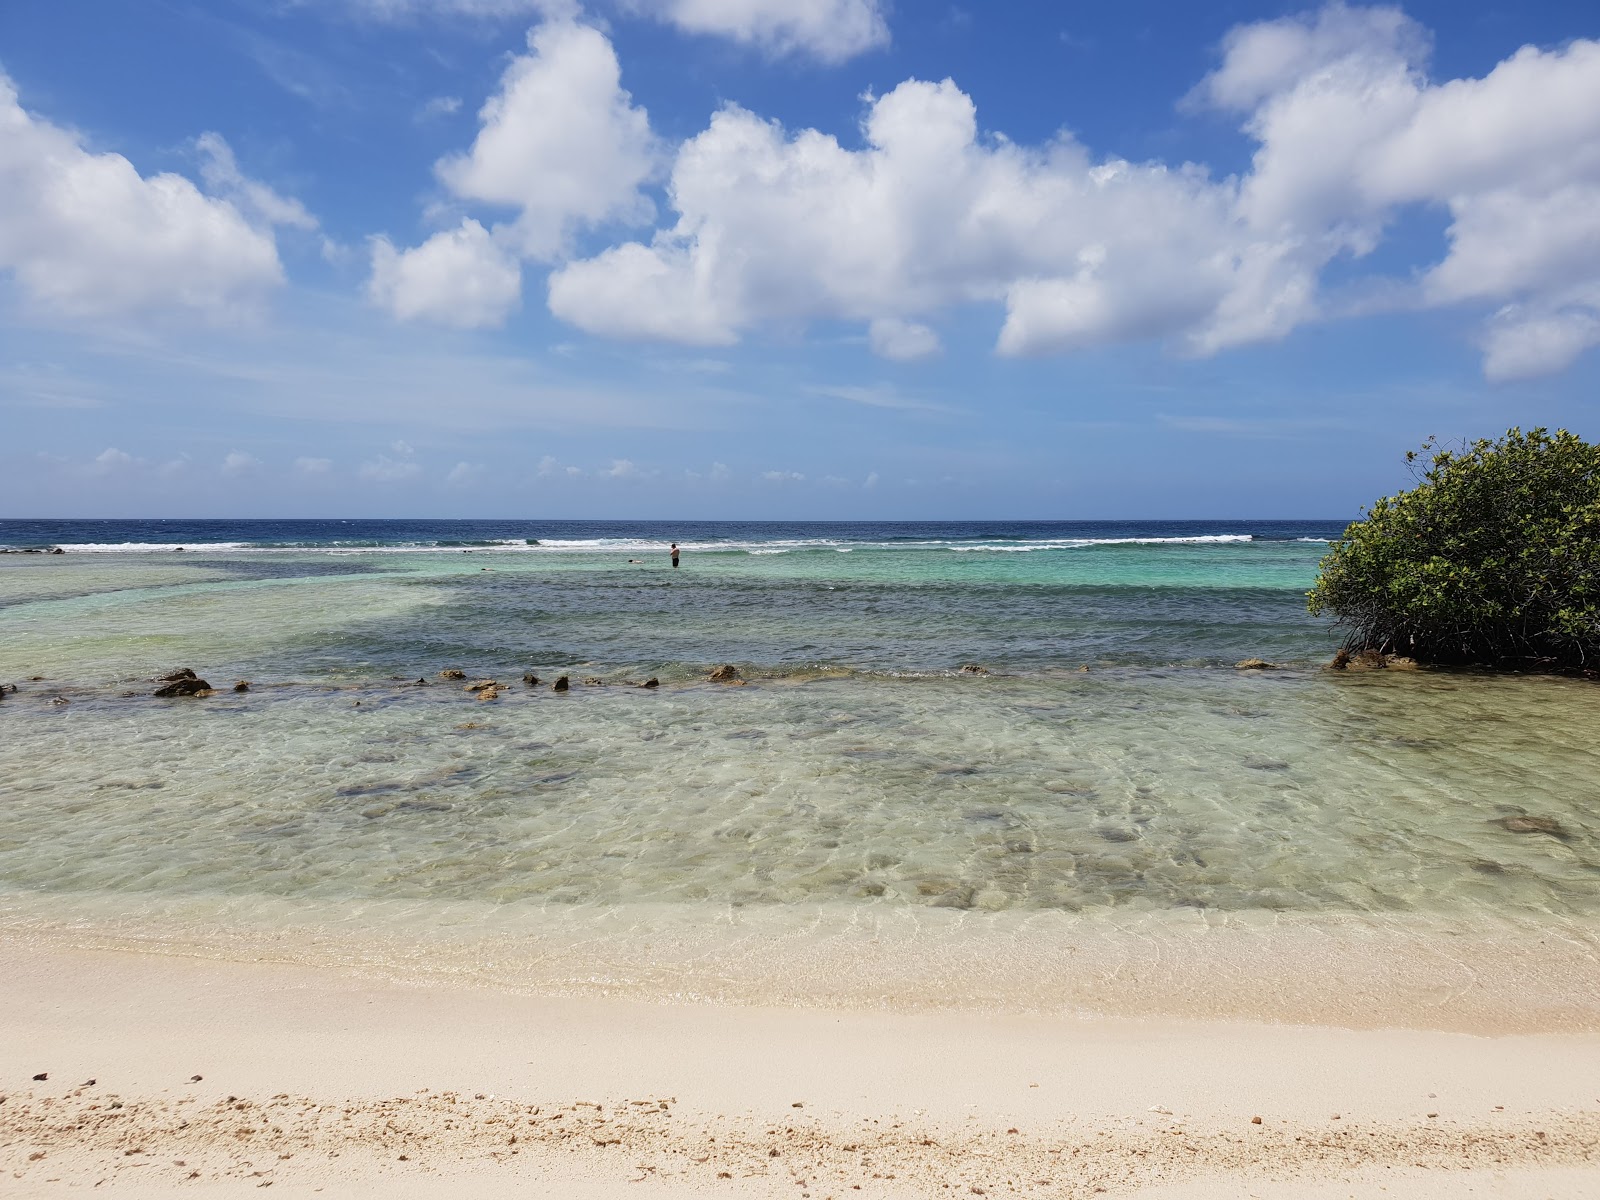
[[1, 0, 1597, 519]]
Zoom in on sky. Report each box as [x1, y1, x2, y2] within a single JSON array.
[[1, 0, 1598, 520]]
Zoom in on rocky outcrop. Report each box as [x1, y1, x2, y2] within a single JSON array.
[[1493, 815, 1567, 838], [154, 676, 214, 697], [522, 672, 540, 687], [641, 678, 660, 688], [708, 664, 742, 683], [583, 677, 606, 686], [464, 680, 499, 693], [439, 669, 466, 680], [1329, 650, 1422, 671], [959, 664, 989, 674], [1235, 658, 1278, 670], [233, 681, 250, 692], [157, 668, 199, 682], [552, 675, 570, 692]]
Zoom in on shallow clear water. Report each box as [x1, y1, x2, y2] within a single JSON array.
[[2, 521, 1597, 1018]]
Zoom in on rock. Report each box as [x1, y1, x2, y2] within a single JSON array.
[[476, 686, 501, 702], [1329, 649, 1351, 670], [464, 680, 499, 693], [1384, 656, 1420, 670], [1493, 815, 1567, 838], [154, 677, 214, 697], [158, 668, 199, 682], [583, 676, 606, 686], [439, 669, 466, 680], [50, 547, 64, 554], [959, 664, 989, 674], [32, 1072, 47, 1081], [708, 664, 742, 683], [1235, 658, 1277, 670], [233, 681, 250, 692], [522, 672, 540, 687], [1347, 650, 1387, 670], [50, 695, 69, 706], [415, 677, 428, 686], [553, 675, 570, 692], [641, 678, 660, 689]]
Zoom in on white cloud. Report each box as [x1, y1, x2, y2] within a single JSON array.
[[194, 133, 317, 231], [0, 74, 285, 321], [761, 469, 804, 482], [625, 0, 889, 63], [220, 451, 260, 475], [868, 316, 941, 361], [549, 6, 1600, 379], [359, 453, 424, 482], [370, 15, 657, 327], [92, 447, 134, 473], [368, 219, 523, 327], [603, 457, 647, 478], [863, 471, 879, 488], [438, 17, 657, 261], [417, 95, 464, 121], [294, 456, 334, 474], [445, 460, 487, 485]]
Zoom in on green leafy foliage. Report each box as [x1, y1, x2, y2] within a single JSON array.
[[1308, 428, 1600, 670]]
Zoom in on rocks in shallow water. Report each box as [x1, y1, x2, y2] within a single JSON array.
[[1331, 649, 1422, 671], [475, 686, 501, 701], [1235, 658, 1277, 670], [153, 676, 213, 697], [641, 677, 660, 688], [439, 669, 466, 680], [414, 677, 428, 686], [552, 675, 570, 692], [583, 677, 606, 686], [1493, 815, 1567, 838], [158, 668, 198, 682], [464, 679, 499, 693], [522, 672, 540, 687], [233, 680, 250, 692], [708, 664, 742, 683], [959, 664, 989, 674]]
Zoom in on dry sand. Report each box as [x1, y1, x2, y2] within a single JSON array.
[[4, 940, 1600, 1198]]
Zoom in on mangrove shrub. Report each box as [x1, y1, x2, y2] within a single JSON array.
[[1307, 427, 1600, 670]]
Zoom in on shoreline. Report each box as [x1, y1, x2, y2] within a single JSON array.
[[7, 902, 1600, 1035], [5, 941, 1600, 1197]]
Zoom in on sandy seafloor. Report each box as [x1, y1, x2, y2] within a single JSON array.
[[2, 522, 1599, 1195]]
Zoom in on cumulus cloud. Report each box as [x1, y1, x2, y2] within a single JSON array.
[[761, 469, 804, 482], [625, 0, 889, 63], [294, 456, 334, 474], [92, 447, 135, 473], [368, 219, 523, 327], [221, 451, 260, 475], [445, 460, 487, 485], [369, 14, 656, 326], [868, 317, 941, 361], [548, 4, 1600, 379], [0, 74, 286, 321]]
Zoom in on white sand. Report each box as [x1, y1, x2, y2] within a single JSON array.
[[4, 941, 1599, 1197]]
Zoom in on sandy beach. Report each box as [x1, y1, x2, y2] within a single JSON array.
[[5, 940, 1599, 1198]]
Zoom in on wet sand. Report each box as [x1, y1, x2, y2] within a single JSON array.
[[4, 941, 1599, 1197]]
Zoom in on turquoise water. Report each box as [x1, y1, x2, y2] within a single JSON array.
[[1, 523, 1597, 1018]]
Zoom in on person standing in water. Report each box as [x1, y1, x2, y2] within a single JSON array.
[[670, 542, 680, 568]]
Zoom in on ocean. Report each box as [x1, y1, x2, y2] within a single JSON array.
[[3, 518, 1597, 1022]]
